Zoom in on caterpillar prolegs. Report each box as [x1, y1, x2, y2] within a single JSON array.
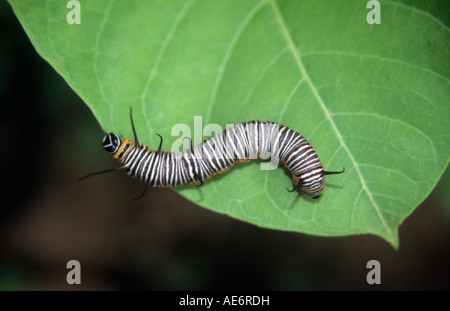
[[80, 109, 344, 199]]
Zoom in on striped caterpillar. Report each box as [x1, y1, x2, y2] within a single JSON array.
[[80, 109, 344, 199]]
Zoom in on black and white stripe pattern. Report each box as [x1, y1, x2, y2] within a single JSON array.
[[105, 120, 330, 198]]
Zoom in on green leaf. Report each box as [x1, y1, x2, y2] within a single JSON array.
[[9, 0, 449, 247]]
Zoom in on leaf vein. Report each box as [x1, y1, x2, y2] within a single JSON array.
[[93, 0, 116, 130], [270, 0, 395, 242], [242, 47, 289, 107], [206, 0, 269, 124], [381, 0, 450, 30], [332, 111, 438, 165], [279, 78, 305, 123], [301, 50, 449, 83], [140, 0, 194, 144]]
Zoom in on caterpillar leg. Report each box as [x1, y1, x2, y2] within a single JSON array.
[[286, 175, 301, 193], [133, 134, 164, 200], [286, 182, 302, 193], [133, 133, 164, 200], [193, 171, 204, 187]]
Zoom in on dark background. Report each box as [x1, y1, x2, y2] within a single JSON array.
[[1, 2, 449, 290]]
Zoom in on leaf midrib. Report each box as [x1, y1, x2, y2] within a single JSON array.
[[269, 0, 394, 242]]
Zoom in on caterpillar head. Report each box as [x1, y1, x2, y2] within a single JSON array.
[[102, 133, 122, 153], [289, 168, 345, 199], [298, 175, 325, 199], [291, 173, 325, 199]]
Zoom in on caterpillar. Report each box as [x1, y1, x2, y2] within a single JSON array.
[[79, 108, 344, 199]]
